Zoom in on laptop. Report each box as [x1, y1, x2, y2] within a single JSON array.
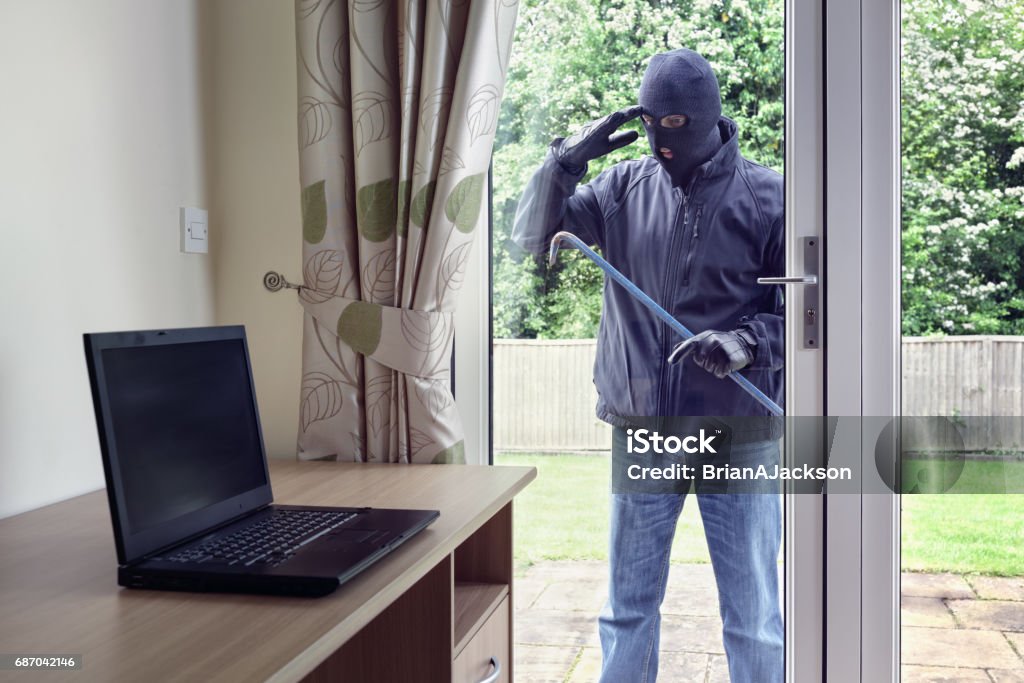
[[83, 325, 439, 597]]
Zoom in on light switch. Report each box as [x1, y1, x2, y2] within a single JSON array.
[[180, 207, 209, 254]]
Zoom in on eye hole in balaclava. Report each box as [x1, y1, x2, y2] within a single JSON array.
[[638, 48, 724, 187]]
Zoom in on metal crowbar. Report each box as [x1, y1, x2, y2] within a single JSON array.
[[548, 231, 784, 416]]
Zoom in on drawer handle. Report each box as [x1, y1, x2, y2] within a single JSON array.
[[477, 656, 501, 683]]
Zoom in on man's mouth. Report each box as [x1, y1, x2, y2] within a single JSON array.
[[659, 148, 674, 160]]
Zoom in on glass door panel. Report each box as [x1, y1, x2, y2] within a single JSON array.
[[899, 1, 1024, 680], [487, 1, 826, 680]]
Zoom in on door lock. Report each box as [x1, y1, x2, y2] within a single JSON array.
[[757, 236, 821, 349]]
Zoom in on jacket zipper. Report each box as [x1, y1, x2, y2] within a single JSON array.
[[657, 189, 690, 415], [680, 204, 704, 286]]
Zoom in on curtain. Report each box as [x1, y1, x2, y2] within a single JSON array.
[[293, 0, 518, 463]]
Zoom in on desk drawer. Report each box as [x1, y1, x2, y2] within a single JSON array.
[[452, 595, 509, 683]]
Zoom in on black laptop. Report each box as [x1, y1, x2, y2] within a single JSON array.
[[83, 325, 439, 597]]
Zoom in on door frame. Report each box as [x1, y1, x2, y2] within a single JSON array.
[[823, 0, 902, 680], [784, 0, 826, 680]]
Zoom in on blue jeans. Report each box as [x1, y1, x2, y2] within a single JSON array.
[[599, 432, 784, 682]]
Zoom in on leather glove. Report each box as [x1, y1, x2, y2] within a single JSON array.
[[667, 328, 758, 378], [553, 105, 643, 174]]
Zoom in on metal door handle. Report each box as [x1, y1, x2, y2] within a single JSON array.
[[760, 236, 821, 349], [477, 656, 501, 683], [757, 275, 818, 285]]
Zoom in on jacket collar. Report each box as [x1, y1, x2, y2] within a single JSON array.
[[693, 116, 740, 181]]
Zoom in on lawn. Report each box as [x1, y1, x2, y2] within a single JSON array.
[[901, 460, 1024, 575], [497, 453, 1024, 576], [495, 453, 711, 568]]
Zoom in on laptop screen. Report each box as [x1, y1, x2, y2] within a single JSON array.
[[102, 339, 267, 534], [86, 327, 273, 564]]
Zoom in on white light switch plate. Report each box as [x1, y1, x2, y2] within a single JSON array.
[[180, 207, 208, 254]]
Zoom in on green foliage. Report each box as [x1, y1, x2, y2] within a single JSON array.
[[494, 0, 1024, 339], [901, 0, 1024, 335], [493, 0, 784, 339]]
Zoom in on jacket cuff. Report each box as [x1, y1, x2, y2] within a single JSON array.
[[737, 318, 773, 369], [547, 141, 589, 182]]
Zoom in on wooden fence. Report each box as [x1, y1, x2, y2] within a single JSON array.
[[493, 336, 1024, 453]]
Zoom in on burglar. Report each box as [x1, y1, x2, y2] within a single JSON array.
[[511, 48, 784, 682]]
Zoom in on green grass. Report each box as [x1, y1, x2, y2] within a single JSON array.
[[496, 453, 711, 569], [498, 453, 1024, 576], [901, 460, 1024, 575], [901, 458, 1024, 495], [902, 494, 1024, 575]]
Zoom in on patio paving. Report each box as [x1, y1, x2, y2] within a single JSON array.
[[513, 561, 1024, 682]]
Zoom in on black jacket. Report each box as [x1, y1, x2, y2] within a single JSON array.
[[512, 117, 784, 441]]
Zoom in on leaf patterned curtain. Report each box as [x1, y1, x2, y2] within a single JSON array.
[[293, 0, 518, 463]]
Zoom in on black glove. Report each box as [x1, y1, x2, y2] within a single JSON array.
[[667, 328, 758, 378], [553, 105, 643, 175]]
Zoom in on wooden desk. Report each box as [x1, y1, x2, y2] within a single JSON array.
[[0, 461, 536, 682]]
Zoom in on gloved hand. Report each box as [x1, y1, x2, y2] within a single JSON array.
[[553, 105, 643, 175], [667, 328, 758, 378]]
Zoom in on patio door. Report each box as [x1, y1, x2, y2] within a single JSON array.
[[463, 0, 841, 679], [830, 0, 1024, 680]]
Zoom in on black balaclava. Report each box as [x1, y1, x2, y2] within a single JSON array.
[[638, 48, 724, 188]]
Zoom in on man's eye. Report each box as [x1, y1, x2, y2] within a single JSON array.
[[661, 115, 688, 129], [641, 115, 654, 126]]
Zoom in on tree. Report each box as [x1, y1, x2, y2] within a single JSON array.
[[493, 0, 784, 339], [900, 0, 1024, 335], [496, 0, 1024, 339]]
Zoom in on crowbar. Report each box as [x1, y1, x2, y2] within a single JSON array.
[[548, 231, 784, 416]]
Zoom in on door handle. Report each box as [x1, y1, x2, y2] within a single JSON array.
[[757, 275, 818, 285], [758, 236, 821, 349], [477, 656, 501, 683]]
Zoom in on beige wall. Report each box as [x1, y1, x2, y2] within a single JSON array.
[[0, 0, 303, 518], [0, 0, 214, 517], [202, 0, 302, 462]]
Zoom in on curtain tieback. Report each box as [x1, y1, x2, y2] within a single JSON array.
[[297, 289, 454, 380]]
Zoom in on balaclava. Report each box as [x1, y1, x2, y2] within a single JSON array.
[[638, 48, 724, 187]]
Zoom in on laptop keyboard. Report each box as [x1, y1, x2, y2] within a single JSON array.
[[163, 509, 358, 568]]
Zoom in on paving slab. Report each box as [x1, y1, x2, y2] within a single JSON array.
[[988, 670, 1024, 683], [516, 608, 600, 648], [565, 647, 710, 683], [515, 644, 580, 683], [532, 578, 608, 613], [663, 564, 721, 617], [902, 596, 957, 628], [1004, 632, 1024, 660], [658, 614, 727, 655], [566, 646, 602, 683], [513, 563, 1024, 681], [902, 572, 976, 599], [901, 665, 992, 682], [902, 626, 1021, 669], [706, 654, 731, 683], [528, 560, 606, 583], [656, 651, 711, 682], [948, 599, 1024, 633], [972, 576, 1024, 602], [516, 575, 549, 611]]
